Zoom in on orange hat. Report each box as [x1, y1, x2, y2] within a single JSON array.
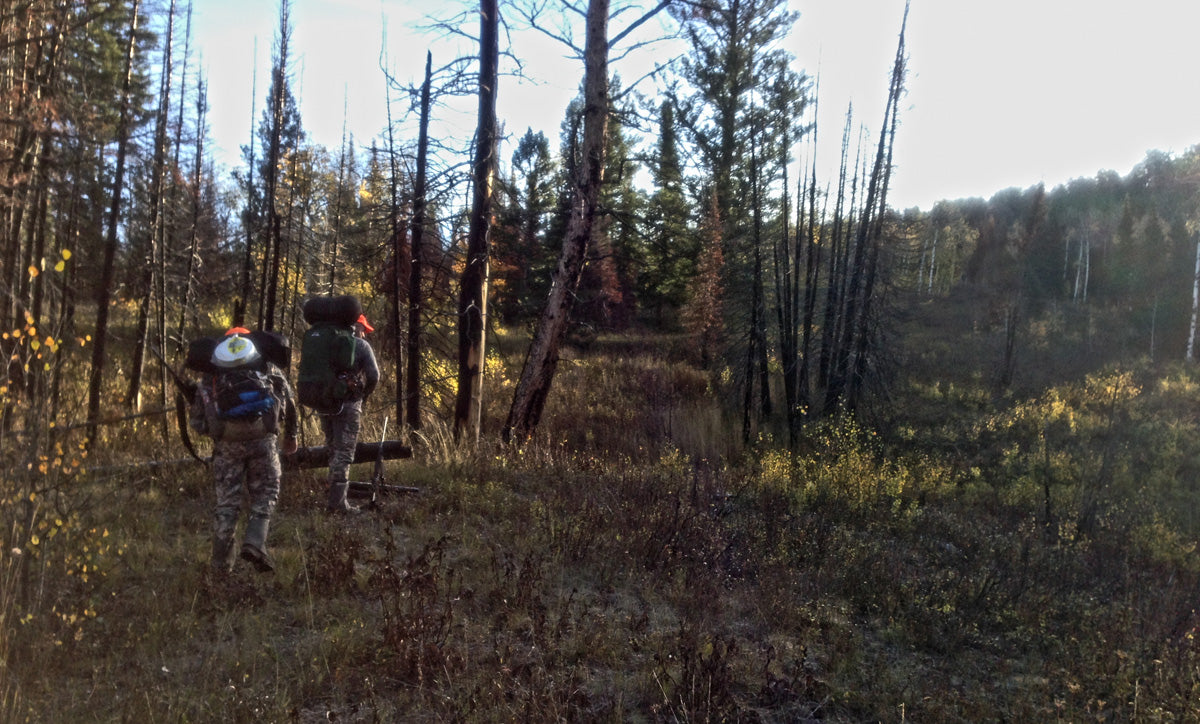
[[225, 326, 251, 336], [356, 314, 374, 334]]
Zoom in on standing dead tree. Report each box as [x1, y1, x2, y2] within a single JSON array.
[[259, 0, 295, 332], [87, 0, 143, 448], [408, 51, 433, 433], [823, 1, 909, 414], [454, 0, 500, 442], [127, 0, 177, 417]]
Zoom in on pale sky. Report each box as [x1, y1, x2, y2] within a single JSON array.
[[190, 0, 1200, 211]]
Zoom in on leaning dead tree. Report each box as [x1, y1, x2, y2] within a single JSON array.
[[502, 0, 613, 444], [823, 1, 908, 414], [502, 0, 671, 444]]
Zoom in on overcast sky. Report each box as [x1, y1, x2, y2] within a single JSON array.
[[190, 0, 1200, 210]]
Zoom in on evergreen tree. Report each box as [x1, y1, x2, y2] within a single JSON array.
[[256, 0, 304, 331], [584, 92, 643, 331], [670, 0, 797, 246], [640, 101, 695, 326], [492, 129, 557, 323]]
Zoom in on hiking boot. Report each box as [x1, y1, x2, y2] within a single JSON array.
[[211, 534, 235, 574], [240, 543, 275, 572], [240, 515, 275, 573], [326, 481, 362, 514]]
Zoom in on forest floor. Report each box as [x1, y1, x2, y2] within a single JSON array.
[[4, 329, 1200, 722]]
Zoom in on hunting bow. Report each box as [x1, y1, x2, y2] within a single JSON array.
[[371, 416, 388, 508], [150, 344, 207, 465]]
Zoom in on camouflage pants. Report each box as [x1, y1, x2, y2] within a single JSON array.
[[211, 435, 281, 540], [320, 400, 362, 485]]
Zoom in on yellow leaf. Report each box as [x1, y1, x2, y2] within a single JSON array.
[[61, 249, 71, 260], [54, 261, 65, 272]]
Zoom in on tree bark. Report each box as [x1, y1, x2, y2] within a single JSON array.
[[127, 0, 176, 413], [235, 61, 257, 329], [260, 0, 292, 332], [179, 73, 207, 350], [87, 0, 141, 448], [381, 64, 406, 434], [774, 126, 797, 443], [503, 0, 610, 444], [1187, 236, 1199, 361], [408, 51, 432, 432], [453, 0, 500, 442]]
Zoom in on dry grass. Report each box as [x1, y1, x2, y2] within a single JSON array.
[[2, 330, 1199, 721]]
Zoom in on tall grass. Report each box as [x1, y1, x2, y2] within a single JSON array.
[[2, 330, 1199, 720]]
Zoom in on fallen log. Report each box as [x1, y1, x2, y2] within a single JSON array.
[[347, 481, 419, 498], [90, 440, 413, 476], [283, 440, 412, 469]]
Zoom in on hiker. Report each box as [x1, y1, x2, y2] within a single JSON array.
[[189, 328, 298, 573], [319, 313, 379, 513]]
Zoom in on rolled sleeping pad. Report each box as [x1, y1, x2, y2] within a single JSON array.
[[248, 329, 291, 370], [184, 336, 221, 375], [302, 295, 362, 327], [185, 330, 291, 374]]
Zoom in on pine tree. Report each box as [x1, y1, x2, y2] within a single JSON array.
[[491, 129, 557, 323], [641, 101, 695, 326], [256, 0, 303, 331], [670, 0, 797, 245]]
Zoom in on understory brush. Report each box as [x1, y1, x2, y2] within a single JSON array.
[[3, 335, 1199, 721]]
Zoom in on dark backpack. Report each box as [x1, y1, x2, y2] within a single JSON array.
[[297, 295, 363, 415], [297, 324, 358, 414], [208, 366, 280, 441]]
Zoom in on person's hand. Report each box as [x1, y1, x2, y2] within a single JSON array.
[[282, 436, 298, 455]]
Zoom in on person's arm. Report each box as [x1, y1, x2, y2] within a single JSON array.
[[358, 338, 380, 399], [282, 388, 298, 452], [271, 365, 299, 453], [188, 379, 209, 434]]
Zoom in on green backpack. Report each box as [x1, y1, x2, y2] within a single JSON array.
[[297, 324, 357, 414]]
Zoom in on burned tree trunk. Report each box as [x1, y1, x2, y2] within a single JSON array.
[[87, 0, 142, 448], [503, 0, 610, 444], [453, 0, 500, 443], [284, 441, 412, 469], [408, 51, 433, 432]]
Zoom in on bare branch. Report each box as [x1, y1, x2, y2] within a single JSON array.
[[610, 56, 678, 102], [609, 0, 671, 49]]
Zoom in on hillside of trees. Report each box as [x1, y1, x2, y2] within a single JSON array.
[[3, 0, 1200, 720]]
